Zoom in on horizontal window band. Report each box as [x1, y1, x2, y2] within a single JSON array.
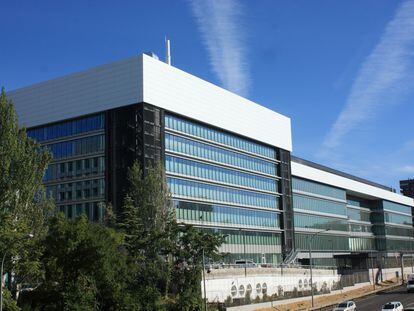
[[292, 189, 347, 204], [32, 129, 105, 145], [171, 194, 281, 212], [165, 151, 279, 179], [177, 219, 282, 232], [293, 208, 348, 219], [165, 133, 276, 175], [166, 172, 279, 196], [346, 205, 371, 212], [44, 174, 105, 186], [164, 128, 278, 163]]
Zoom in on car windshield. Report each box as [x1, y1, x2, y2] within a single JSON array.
[[383, 304, 395, 309], [408, 280, 414, 285], [338, 303, 348, 307]]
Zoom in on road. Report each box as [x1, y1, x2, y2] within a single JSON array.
[[338, 285, 414, 310]]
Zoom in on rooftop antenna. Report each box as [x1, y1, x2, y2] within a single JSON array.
[[165, 37, 171, 65]]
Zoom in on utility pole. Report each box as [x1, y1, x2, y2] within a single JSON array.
[[309, 229, 330, 309], [370, 252, 375, 290], [202, 248, 207, 311]]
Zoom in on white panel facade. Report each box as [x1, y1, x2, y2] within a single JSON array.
[[8, 56, 143, 128], [291, 161, 414, 206], [141, 55, 292, 151]]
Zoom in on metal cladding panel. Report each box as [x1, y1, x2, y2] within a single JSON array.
[[141, 54, 292, 151], [291, 161, 414, 207], [8, 56, 143, 128]]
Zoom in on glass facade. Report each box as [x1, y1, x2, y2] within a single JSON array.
[[167, 177, 278, 209], [384, 226, 414, 237], [350, 224, 372, 233], [165, 113, 282, 264], [165, 133, 276, 175], [292, 177, 345, 200], [165, 114, 276, 159], [45, 135, 105, 160], [295, 233, 349, 251], [166, 155, 277, 192], [383, 201, 412, 215], [174, 201, 280, 228], [293, 194, 347, 216], [347, 208, 371, 222], [28, 114, 106, 221], [204, 228, 282, 264], [294, 213, 348, 231], [384, 212, 412, 226], [26, 108, 414, 267], [347, 197, 372, 209], [27, 114, 104, 142], [349, 237, 375, 251]]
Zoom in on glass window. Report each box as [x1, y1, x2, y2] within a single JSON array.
[[292, 177, 345, 200], [293, 194, 347, 216], [165, 134, 276, 175], [165, 114, 276, 159], [165, 155, 278, 193], [383, 201, 412, 215], [168, 178, 279, 209], [27, 114, 105, 142], [294, 213, 348, 231]]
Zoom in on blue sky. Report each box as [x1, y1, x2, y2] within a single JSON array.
[[1, 0, 414, 191]]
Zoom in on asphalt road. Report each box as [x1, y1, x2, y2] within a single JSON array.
[[338, 285, 414, 310]]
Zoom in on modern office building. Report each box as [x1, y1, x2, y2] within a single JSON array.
[[400, 179, 414, 199], [8, 53, 414, 269]]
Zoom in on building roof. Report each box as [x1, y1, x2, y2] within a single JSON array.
[[8, 54, 292, 151]]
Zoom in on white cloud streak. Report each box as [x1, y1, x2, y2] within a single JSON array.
[[189, 0, 250, 97], [324, 0, 414, 148]]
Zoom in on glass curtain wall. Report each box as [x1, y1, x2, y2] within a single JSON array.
[[165, 113, 282, 264], [27, 113, 106, 221], [293, 177, 349, 266]]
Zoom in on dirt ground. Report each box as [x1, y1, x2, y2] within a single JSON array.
[[256, 280, 397, 311]]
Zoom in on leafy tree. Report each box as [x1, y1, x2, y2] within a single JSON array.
[[119, 161, 175, 310], [169, 225, 225, 311], [119, 160, 225, 311], [21, 213, 132, 310], [0, 88, 51, 299]]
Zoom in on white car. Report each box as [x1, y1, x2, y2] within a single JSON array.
[[381, 301, 404, 311], [333, 300, 357, 311]]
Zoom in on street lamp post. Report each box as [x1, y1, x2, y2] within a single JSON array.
[[0, 233, 34, 311], [202, 248, 207, 311], [243, 230, 247, 278], [309, 229, 329, 309]]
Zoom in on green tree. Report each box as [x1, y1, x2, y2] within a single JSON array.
[[169, 225, 225, 311], [0, 88, 51, 302], [119, 161, 175, 310], [119, 160, 225, 311], [21, 213, 131, 310]]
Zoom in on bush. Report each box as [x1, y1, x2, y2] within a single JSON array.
[[244, 292, 251, 305]]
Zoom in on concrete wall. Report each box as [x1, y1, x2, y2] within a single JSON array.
[[204, 266, 414, 304], [203, 267, 338, 302]]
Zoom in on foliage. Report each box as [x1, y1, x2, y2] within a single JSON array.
[[118, 161, 175, 310], [0, 88, 52, 296], [0, 87, 225, 309], [119, 161, 225, 311], [2, 289, 19, 311], [169, 224, 225, 311], [20, 213, 131, 310]]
